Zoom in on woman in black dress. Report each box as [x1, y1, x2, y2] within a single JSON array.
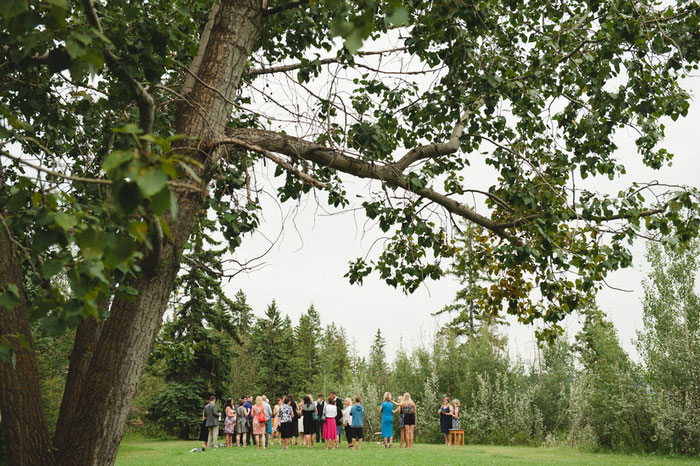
[[288, 394, 299, 445], [198, 402, 208, 450], [301, 395, 316, 448]]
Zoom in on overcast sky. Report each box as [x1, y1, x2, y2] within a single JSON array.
[[223, 58, 700, 363]]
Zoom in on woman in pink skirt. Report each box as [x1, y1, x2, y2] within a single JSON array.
[[322, 395, 338, 449]]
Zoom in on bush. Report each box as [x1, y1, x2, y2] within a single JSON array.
[[149, 382, 205, 439]]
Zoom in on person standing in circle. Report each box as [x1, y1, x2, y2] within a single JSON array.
[[279, 397, 294, 449], [379, 392, 394, 448], [452, 399, 461, 430], [236, 399, 249, 447], [402, 392, 417, 448], [301, 395, 317, 448], [322, 395, 338, 449], [224, 398, 236, 447], [251, 396, 267, 450], [439, 396, 454, 445]]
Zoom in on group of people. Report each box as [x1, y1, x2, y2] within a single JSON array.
[[199, 391, 462, 451], [439, 396, 461, 445], [198, 392, 365, 451]]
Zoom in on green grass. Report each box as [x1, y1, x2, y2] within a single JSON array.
[[116, 437, 700, 465]]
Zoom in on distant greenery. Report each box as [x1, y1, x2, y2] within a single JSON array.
[[114, 437, 700, 466], [32, 238, 700, 456]]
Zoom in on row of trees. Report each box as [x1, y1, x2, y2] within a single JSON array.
[[137, 239, 699, 454]]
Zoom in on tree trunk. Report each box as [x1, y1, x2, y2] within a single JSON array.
[[0, 223, 56, 466], [52, 315, 104, 455], [53, 1, 264, 464]]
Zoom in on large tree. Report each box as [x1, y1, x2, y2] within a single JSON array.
[[1, 0, 700, 464]]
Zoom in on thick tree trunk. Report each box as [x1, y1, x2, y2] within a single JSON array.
[[52, 315, 104, 455], [53, 1, 264, 464], [0, 223, 56, 466]]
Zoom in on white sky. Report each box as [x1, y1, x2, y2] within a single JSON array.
[[224, 72, 700, 363]]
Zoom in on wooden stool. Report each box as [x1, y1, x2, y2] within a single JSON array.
[[449, 429, 464, 446]]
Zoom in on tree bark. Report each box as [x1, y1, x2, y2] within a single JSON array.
[[53, 1, 264, 464], [52, 315, 104, 455], [0, 224, 56, 466]]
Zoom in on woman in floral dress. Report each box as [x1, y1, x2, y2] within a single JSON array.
[[251, 396, 267, 450]]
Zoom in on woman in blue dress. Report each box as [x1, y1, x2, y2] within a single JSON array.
[[378, 392, 394, 448]]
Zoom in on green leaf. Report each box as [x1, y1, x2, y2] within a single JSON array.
[[103, 150, 134, 172], [54, 212, 78, 231], [76, 229, 104, 258], [115, 182, 143, 215], [176, 161, 202, 183], [112, 124, 143, 135], [0, 0, 28, 23], [386, 6, 409, 27], [150, 186, 170, 215], [135, 168, 168, 197], [157, 215, 173, 240], [42, 258, 67, 278]]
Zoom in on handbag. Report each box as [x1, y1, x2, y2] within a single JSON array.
[[257, 408, 267, 423]]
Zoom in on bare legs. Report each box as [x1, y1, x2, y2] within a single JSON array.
[[405, 425, 415, 448], [254, 433, 266, 450], [399, 427, 405, 447], [237, 432, 247, 447], [225, 433, 233, 447], [444, 432, 451, 445]]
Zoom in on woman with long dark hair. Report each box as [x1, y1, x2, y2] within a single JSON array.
[[224, 398, 236, 447]]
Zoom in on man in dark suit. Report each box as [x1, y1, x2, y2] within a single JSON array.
[[331, 391, 343, 444], [315, 393, 325, 443], [204, 395, 219, 448]]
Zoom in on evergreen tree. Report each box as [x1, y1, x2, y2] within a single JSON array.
[[434, 225, 501, 338], [148, 216, 238, 438], [229, 290, 257, 399], [292, 305, 321, 393], [317, 323, 351, 392], [251, 300, 293, 396], [368, 329, 389, 389], [231, 290, 254, 337]]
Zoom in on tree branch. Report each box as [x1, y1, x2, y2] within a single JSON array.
[[1, 150, 205, 193], [391, 99, 484, 172], [247, 47, 410, 76], [219, 127, 517, 240], [209, 137, 327, 189]]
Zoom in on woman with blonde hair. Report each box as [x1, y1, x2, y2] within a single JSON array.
[[379, 392, 394, 448], [251, 396, 267, 450], [342, 397, 353, 446], [402, 392, 417, 448], [452, 399, 461, 429]]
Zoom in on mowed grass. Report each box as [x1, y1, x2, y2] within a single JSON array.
[[116, 437, 700, 466]]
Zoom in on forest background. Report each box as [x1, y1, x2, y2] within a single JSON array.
[[24, 236, 700, 456]]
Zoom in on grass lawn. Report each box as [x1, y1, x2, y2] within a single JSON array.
[[116, 437, 700, 465]]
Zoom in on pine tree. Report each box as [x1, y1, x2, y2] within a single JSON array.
[[292, 304, 321, 393], [251, 300, 293, 396], [148, 216, 237, 438], [368, 329, 389, 390]]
